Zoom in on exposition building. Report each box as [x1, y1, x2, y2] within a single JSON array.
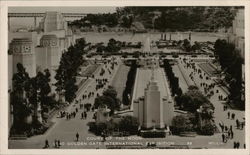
[[8, 11, 76, 90], [8, 11, 76, 131]]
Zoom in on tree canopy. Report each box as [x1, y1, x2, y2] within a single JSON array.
[[11, 63, 55, 133], [69, 13, 118, 28], [176, 86, 214, 113], [214, 39, 244, 109], [69, 7, 237, 32], [94, 86, 120, 114], [55, 38, 87, 103], [119, 115, 139, 134]]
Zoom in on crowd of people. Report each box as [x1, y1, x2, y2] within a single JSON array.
[[179, 57, 245, 149], [42, 56, 245, 149], [43, 58, 119, 149]]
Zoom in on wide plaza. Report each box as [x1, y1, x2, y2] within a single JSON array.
[[9, 53, 245, 149]]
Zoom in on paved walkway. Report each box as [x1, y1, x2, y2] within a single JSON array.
[[9, 56, 245, 149], [176, 57, 245, 149], [9, 58, 121, 149]]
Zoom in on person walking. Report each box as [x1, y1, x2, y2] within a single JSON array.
[[93, 112, 96, 120], [231, 113, 235, 120], [231, 130, 234, 139], [222, 133, 225, 143], [84, 111, 87, 119], [221, 124, 224, 132], [235, 142, 239, 149], [54, 139, 58, 148], [76, 132, 79, 141], [81, 112, 84, 119], [237, 142, 240, 149], [241, 122, 244, 129], [227, 131, 231, 139], [57, 140, 61, 148], [227, 112, 230, 119], [236, 119, 239, 129], [44, 139, 50, 148], [230, 125, 232, 132], [233, 141, 237, 149], [225, 126, 228, 132]]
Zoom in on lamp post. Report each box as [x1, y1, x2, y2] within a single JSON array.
[[197, 106, 203, 131]]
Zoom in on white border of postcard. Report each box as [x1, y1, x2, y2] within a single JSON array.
[[0, 0, 249, 155]]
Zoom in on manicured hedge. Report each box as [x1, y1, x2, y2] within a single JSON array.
[[163, 60, 182, 96], [122, 60, 137, 105]]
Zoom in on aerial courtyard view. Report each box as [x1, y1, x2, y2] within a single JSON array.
[[7, 6, 245, 149]]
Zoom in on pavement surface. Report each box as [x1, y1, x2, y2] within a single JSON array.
[[9, 56, 245, 149], [174, 57, 245, 149]]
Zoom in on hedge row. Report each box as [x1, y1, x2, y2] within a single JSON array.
[[122, 60, 137, 105], [163, 60, 182, 96]]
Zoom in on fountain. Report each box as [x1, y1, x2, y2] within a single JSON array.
[[143, 35, 151, 54]]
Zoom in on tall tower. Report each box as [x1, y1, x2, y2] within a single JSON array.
[[40, 34, 61, 68], [39, 12, 68, 32], [10, 38, 36, 77], [37, 34, 60, 91], [143, 66, 164, 128]]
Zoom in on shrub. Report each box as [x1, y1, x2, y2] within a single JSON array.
[[176, 86, 214, 113], [95, 122, 107, 135], [122, 60, 137, 105], [119, 115, 139, 135], [171, 114, 195, 135], [171, 115, 188, 134], [163, 60, 182, 96], [198, 122, 215, 135]]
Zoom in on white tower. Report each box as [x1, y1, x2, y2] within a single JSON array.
[[39, 11, 68, 32], [36, 34, 60, 91], [10, 38, 36, 77], [39, 34, 61, 70], [143, 64, 164, 128]]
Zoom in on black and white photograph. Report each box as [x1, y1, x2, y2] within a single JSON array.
[[0, 1, 249, 154]]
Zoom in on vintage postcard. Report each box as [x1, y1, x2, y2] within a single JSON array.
[[0, 0, 249, 155]]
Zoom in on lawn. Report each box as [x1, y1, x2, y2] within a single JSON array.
[[111, 63, 130, 100], [81, 64, 100, 77], [198, 63, 217, 77], [172, 65, 189, 93]]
